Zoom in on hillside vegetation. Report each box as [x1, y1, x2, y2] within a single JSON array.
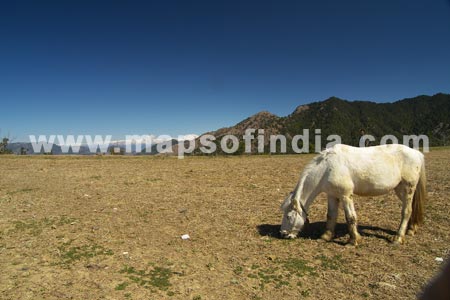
[[195, 93, 450, 154]]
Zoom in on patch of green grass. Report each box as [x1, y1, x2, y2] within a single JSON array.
[[281, 258, 317, 277], [58, 240, 113, 265], [301, 289, 311, 297], [233, 266, 243, 275], [10, 216, 78, 236], [12, 220, 44, 236], [120, 265, 137, 274], [256, 266, 290, 289], [115, 282, 129, 290], [315, 254, 344, 271], [237, 259, 316, 291], [150, 267, 172, 290], [56, 215, 78, 225], [119, 264, 174, 293]]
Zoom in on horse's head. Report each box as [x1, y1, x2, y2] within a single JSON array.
[[280, 192, 308, 239]]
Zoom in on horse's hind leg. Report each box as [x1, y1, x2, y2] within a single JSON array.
[[394, 182, 415, 244], [321, 196, 339, 242], [342, 195, 361, 246]]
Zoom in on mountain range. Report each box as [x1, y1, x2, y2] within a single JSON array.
[[6, 93, 450, 155], [190, 93, 450, 154]]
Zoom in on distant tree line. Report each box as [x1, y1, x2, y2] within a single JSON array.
[[0, 137, 12, 154]]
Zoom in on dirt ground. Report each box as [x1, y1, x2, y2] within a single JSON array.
[[0, 149, 449, 300]]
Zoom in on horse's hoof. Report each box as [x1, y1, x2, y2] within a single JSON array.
[[392, 236, 404, 245], [346, 238, 360, 247], [320, 231, 334, 242], [345, 241, 358, 247], [406, 229, 416, 236], [392, 240, 401, 246]]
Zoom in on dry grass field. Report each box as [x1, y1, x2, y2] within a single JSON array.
[[0, 149, 449, 300]]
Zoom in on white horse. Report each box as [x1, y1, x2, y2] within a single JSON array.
[[280, 144, 426, 245]]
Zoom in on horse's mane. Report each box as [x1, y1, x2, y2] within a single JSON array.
[[300, 148, 333, 184], [285, 151, 329, 209], [282, 148, 336, 212], [301, 152, 326, 177]]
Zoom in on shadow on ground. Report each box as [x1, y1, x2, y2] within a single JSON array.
[[257, 222, 396, 243]]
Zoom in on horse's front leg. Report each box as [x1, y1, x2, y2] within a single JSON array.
[[342, 195, 361, 246], [321, 196, 339, 242]]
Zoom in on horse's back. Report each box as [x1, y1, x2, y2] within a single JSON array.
[[323, 144, 423, 196], [326, 144, 423, 165]]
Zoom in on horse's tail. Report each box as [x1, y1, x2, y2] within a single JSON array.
[[411, 157, 427, 226]]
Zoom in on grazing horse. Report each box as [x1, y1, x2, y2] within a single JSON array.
[[280, 144, 426, 245]]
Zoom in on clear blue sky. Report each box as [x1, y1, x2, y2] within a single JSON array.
[[1, 0, 450, 141]]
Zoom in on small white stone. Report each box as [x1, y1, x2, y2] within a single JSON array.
[[181, 234, 190, 240], [435, 257, 444, 263]]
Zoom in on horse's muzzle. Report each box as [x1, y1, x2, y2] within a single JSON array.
[[280, 231, 297, 239]]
